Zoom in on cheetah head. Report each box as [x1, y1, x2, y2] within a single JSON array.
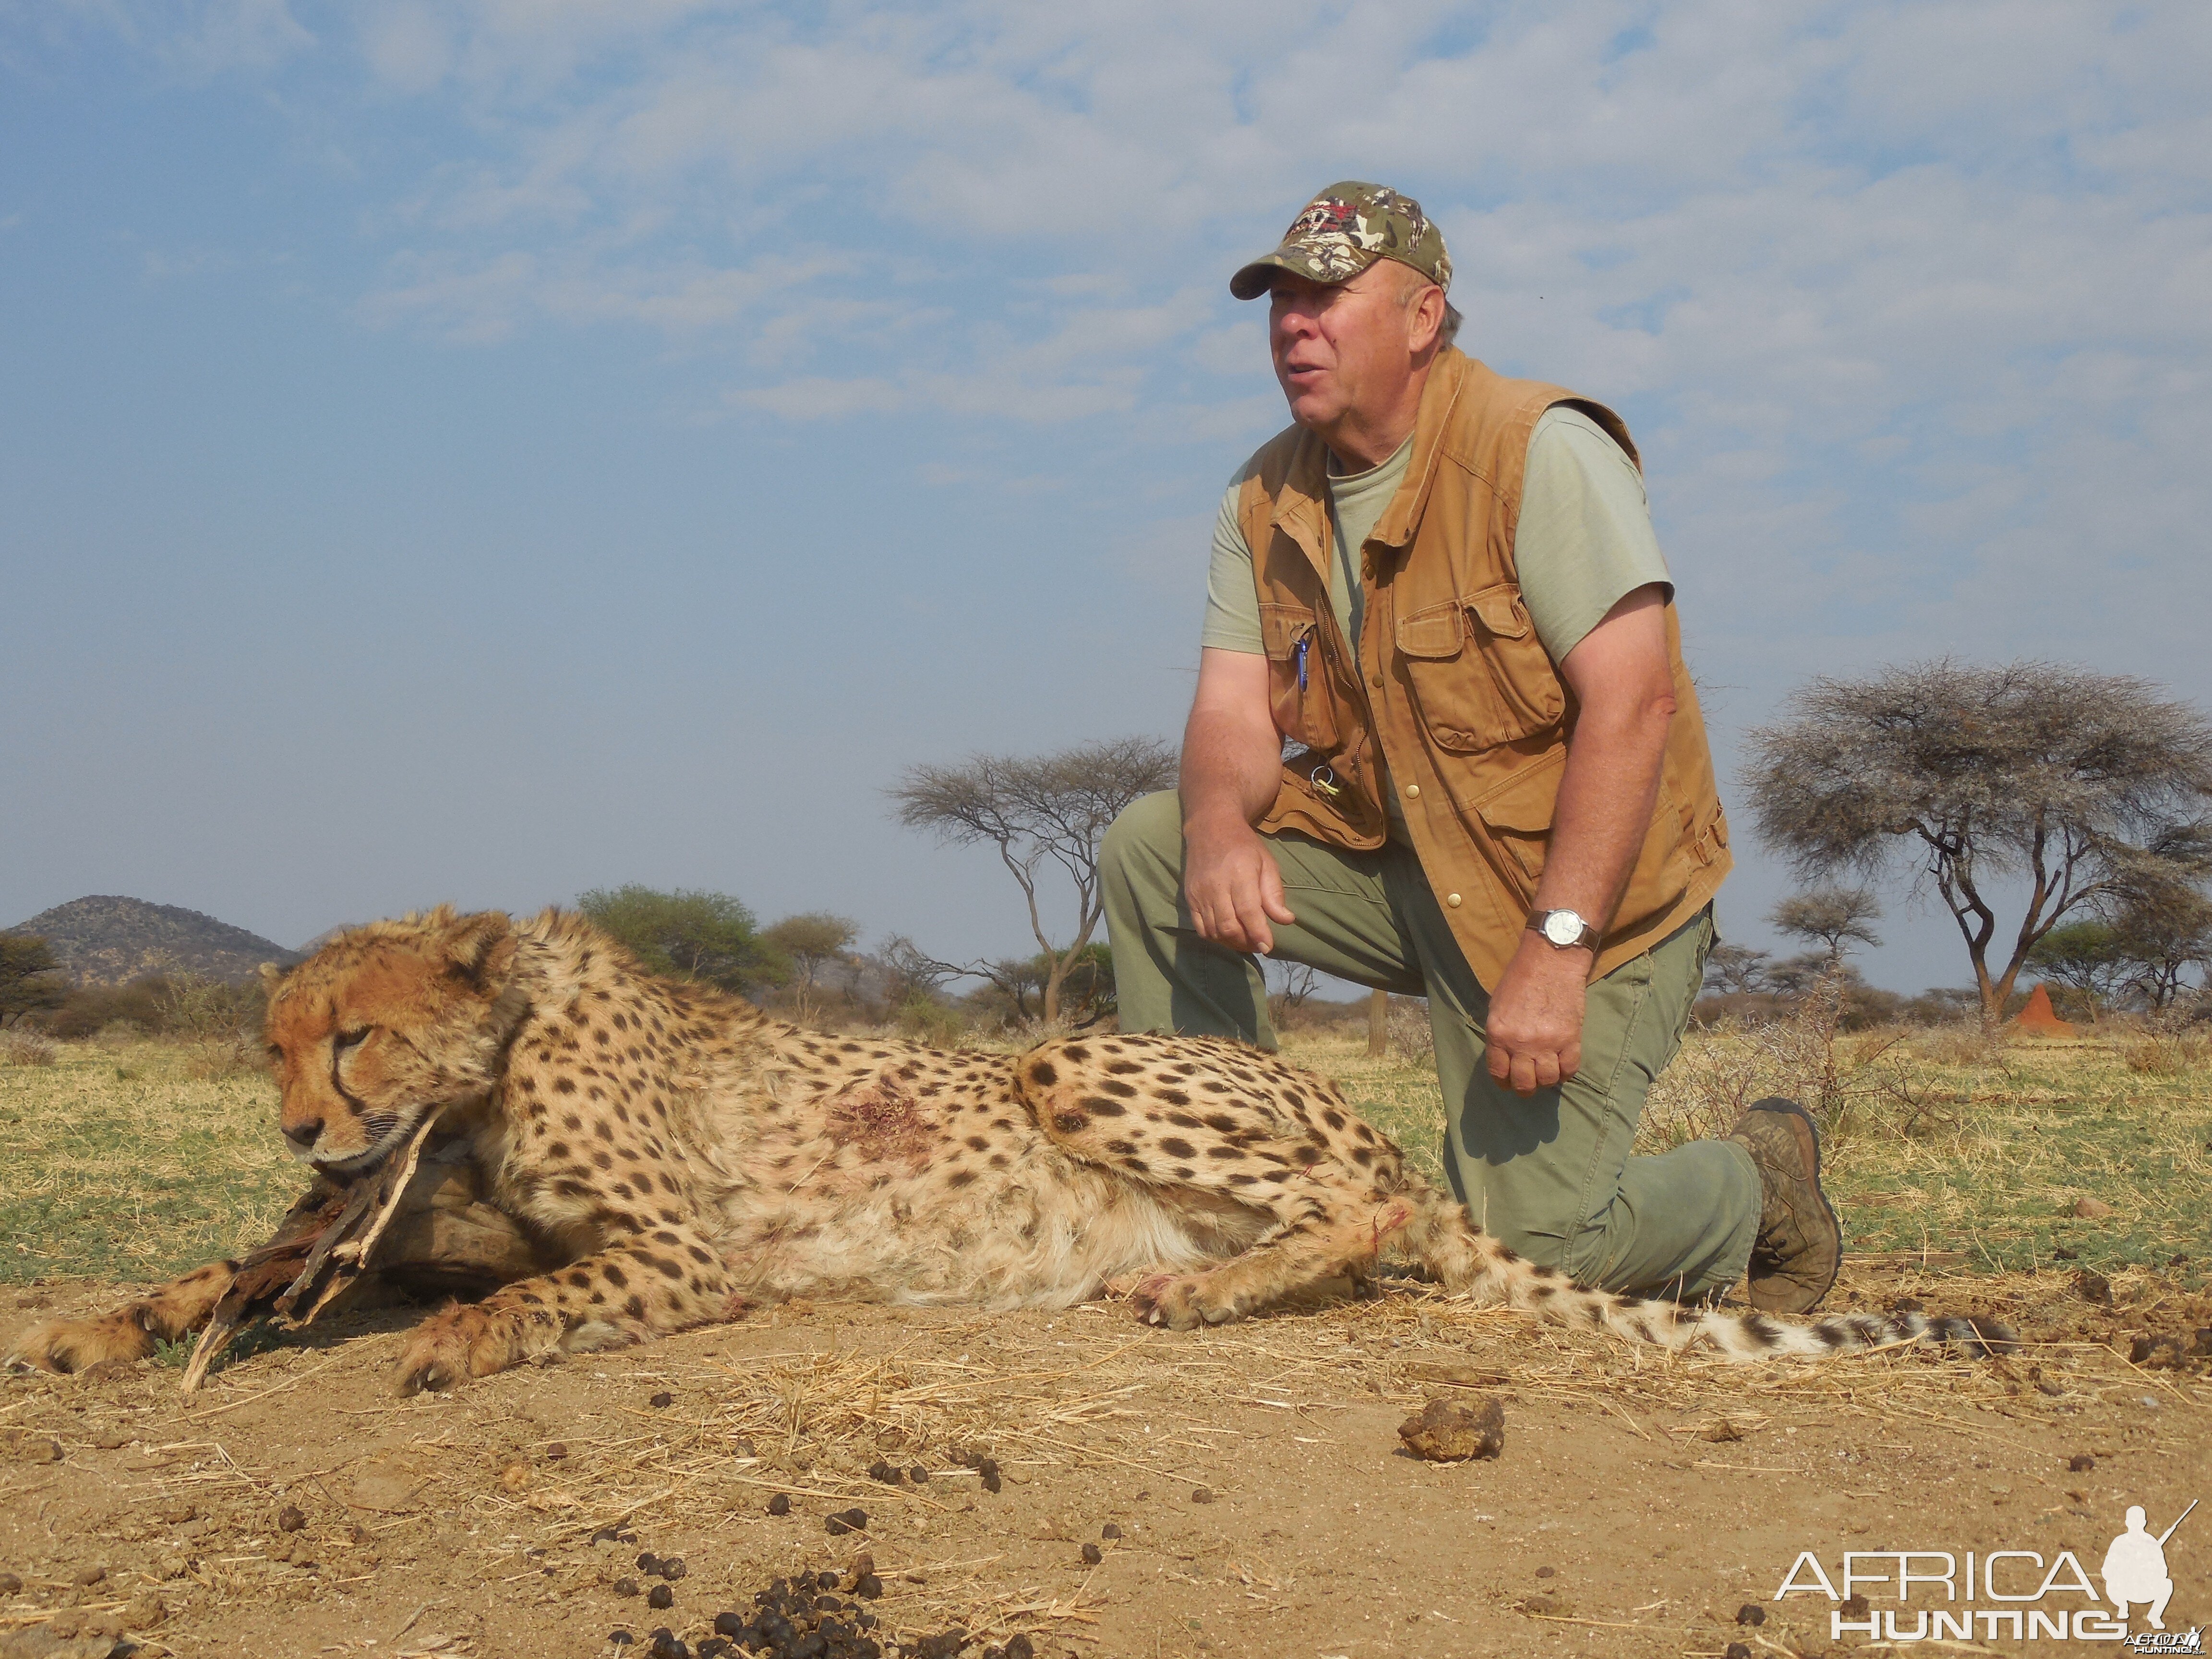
[[261, 907, 528, 1175]]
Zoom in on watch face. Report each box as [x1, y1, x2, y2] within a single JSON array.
[[1542, 910, 1586, 947]]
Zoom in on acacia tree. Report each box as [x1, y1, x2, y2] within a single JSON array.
[[0, 935, 69, 1029], [1769, 886, 1883, 967], [890, 736, 1178, 1025], [1746, 661, 2212, 1024]]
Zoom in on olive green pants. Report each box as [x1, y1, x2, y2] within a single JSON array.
[[1100, 791, 1760, 1298]]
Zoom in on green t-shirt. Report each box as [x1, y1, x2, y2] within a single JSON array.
[[1200, 404, 1672, 666]]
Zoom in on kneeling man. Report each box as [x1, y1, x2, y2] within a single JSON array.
[[1103, 181, 1836, 1310]]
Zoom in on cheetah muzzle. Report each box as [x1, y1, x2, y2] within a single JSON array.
[[5, 906, 2012, 1390]]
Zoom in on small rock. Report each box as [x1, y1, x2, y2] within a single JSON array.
[[1521, 1593, 1558, 1615], [276, 1504, 307, 1532], [1698, 1419, 1745, 1443], [1535, 1566, 1555, 1579], [1735, 1602, 1767, 1625], [1080, 1543, 1103, 1564], [90, 1430, 130, 1451], [71, 1565, 105, 1588], [766, 1495, 790, 1516], [1397, 1395, 1507, 1462], [16, 1438, 62, 1465], [121, 1590, 168, 1630], [2071, 1197, 2114, 1219], [154, 1501, 196, 1526], [649, 1392, 674, 1409], [2075, 1272, 2115, 1307]]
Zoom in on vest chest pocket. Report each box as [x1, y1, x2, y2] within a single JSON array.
[[1259, 601, 1341, 751], [1394, 584, 1565, 752]]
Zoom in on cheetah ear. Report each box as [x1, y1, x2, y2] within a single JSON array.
[[258, 962, 287, 992], [440, 911, 517, 989]]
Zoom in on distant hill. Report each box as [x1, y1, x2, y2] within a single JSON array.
[[5, 896, 303, 986]]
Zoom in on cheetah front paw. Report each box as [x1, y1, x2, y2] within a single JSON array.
[[6, 1314, 156, 1375], [395, 1303, 520, 1395], [1125, 1273, 1235, 1331]]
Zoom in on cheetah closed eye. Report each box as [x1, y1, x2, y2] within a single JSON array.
[[6, 907, 2009, 1391]]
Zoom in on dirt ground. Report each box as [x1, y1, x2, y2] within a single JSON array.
[[2, 1262, 2206, 1659]]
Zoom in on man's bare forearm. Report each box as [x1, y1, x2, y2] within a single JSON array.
[[1534, 694, 1673, 933], [1179, 703, 1281, 833]]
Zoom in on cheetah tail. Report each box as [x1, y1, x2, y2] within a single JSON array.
[[1398, 1192, 2014, 1362]]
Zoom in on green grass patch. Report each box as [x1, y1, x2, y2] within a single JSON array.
[[0, 1039, 297, 1286]]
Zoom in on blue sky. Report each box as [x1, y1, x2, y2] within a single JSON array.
[[3, 1, 2208, 995]]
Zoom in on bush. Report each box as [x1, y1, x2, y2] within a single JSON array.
[[1385, 997, 1434, 1066], [0, 1031, 59, 1067], [48, 977, 172, 1039]]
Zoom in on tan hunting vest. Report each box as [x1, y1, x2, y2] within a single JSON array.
[[1241, 348, 1731, 988]]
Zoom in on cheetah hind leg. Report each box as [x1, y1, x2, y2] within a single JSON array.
[[1125, 1197, 1419, 1330]]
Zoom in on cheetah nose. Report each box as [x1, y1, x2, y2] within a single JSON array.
[[284, 1116, 325, 1150]]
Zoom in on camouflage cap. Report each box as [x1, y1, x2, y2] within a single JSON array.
[[1230, 180, 1453, 301]]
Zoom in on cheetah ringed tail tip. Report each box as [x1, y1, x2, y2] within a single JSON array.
[[1402, 1201, 2015, 1362]]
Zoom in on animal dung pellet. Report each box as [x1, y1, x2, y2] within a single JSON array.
[[855, 1572, 885, 1599], [646, 1583, 674, 1610], [546, 1442, 568, 1460], [1100, 1522, 1122, 1539], [72, 1564, 107, 1587], [613, 1576, 642, 1598], [1397, 1395, 1507, 1462], [660, 1556, 686, 1581], [1080, 1543, 1103, 1565], [1534, 1566, 1555, 1579], [636, 1552, 662, 1575], [866, 1460, 902, 1484], [766, 1494, 791, 1516], [908, 1465, 928, 1483], [824, 1507, 867, 1536], [276, 1504, 307, 1532], [608, 1632, 634, 1649], [2068, 1453, 2096, 1471], [1735, 1602, 1767, 1625], [1189, 1486, 1215, 1504], [649, 1391, 674, 1408]]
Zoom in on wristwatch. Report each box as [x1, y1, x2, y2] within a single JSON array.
[[1527, 908, 1600, 951]]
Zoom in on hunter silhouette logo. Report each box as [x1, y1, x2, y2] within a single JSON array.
[[2108, 1500, 2194, 1634], [1773, 1495, 2198, 1645]]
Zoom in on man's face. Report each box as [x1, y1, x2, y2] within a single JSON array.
[[1268, 261, 1433, 434]]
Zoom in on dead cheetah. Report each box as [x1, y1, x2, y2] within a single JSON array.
[[7, 906, 2005, 1390]]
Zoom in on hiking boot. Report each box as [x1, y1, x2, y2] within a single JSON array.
[[1728, 1097, 1841, 1314]]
